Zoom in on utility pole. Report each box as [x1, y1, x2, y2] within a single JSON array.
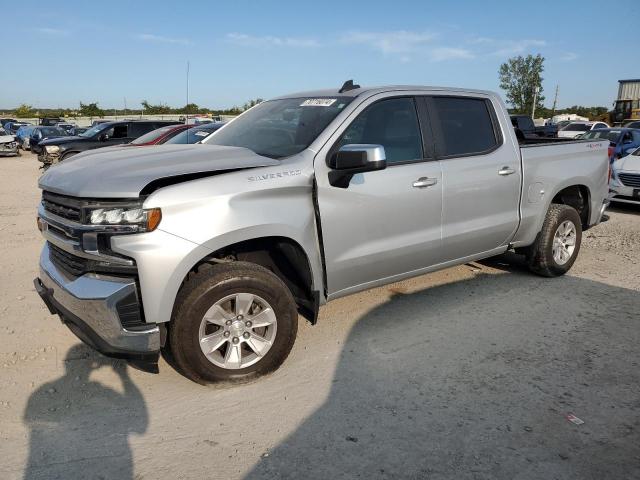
[[186, 61, 190, 122], [124, 97, 127, 115], [531, 86, 540, 120], [551, 85, 558, 117]]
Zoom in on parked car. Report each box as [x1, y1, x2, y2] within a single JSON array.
[[29, 127, 69, 155], [39, 117, 63, 126], [624, 120, 640, 129], [1, 118, 17, 128], [510, 115, 557, 138], [37, 120, 180, 167], [35, 83, 609, 382], [557, 121, 610, 138], [15, 125, 37, 149], [70, 126, 88, 136], [0, 127, 19, 156], [610, 145, 640, 205], [5, 121, 31, 135], [55, 122, 77, 134], [578, 128, 640, 162], [122, 124, 192, 146], [164, 122, 226, 144]]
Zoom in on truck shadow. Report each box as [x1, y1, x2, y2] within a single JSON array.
[[22, 344, 147, 480], [246, 259, 640, 480]]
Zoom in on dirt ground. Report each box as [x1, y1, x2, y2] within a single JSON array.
[[1, 152, 639, 480]]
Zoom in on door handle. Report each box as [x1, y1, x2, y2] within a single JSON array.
[[498, 166, 516, 176], [412, 177, 438, 188]]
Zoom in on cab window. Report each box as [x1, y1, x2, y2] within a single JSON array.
[[336, 97, 423, 164]]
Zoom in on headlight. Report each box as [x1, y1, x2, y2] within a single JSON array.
[[89, 207, 162, 231], [45, 145, 60, 153]]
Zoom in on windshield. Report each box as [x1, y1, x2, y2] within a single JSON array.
[[205, 97, 354, 158], [131, 126, 178, 145], [166, 124, 224, 144], [79, 123, 112, 137], [39, 127, 67, 137], [581, 130, 621, 143], [564, 123, 590, 132]]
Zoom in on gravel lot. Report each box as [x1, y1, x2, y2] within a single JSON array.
[[1, 152, 639, 480]]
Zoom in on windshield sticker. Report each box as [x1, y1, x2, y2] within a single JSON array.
[[301, 99, 337, 107], [194, 131, 209, 137]]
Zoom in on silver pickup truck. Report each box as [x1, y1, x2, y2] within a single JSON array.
[[35, 84, 610, 383]]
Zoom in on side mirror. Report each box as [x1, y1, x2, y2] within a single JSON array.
[[99, 133, 109, 142], [328, 144, 387, 188]]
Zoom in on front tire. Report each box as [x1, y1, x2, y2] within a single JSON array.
[[527, 204, 582, 277], [168, 262, 298, 384]]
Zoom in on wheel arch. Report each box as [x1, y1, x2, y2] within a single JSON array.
[[550, 184, 591, 229], [178, 235, 321, 324]]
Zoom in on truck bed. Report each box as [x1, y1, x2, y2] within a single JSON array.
[[511, 137, 609, 247]]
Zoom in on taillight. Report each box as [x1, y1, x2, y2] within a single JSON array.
[[607, 146, 614, 159]]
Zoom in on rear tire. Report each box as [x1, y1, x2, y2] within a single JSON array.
[[168, 262, 298, 384], [527, 204, 582, 277]]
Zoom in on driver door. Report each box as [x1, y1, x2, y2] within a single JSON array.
[[314, 95, 443, 298]]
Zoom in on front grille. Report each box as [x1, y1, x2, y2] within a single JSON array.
[[618, 173, 640, 188], [42, 192, 82, 222], [49, 243, 89, 276]]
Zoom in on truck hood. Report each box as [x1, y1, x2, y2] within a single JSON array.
[[39, 136, 83, 146], [615, 152, 640, 173], [0, 135, 15, 143], [38, 144, 281, 198]]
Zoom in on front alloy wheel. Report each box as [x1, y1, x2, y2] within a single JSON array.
[[198, 293, 277, 369], [169, 262, 298, 384]]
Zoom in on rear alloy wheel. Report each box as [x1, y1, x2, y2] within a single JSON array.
[[169, 262, 298, 384], [527, 203, 582, 277]]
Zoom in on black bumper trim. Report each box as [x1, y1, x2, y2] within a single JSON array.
[[34, 278, 159, 372]]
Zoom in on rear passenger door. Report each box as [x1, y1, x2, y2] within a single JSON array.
[[425, 95, 520, 261]]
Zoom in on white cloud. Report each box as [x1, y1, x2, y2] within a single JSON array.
[[559, 51, 578, 61], [340, 30, 473, 62], [429, 47, 475, 61], [490, 39, 547, 56], [341, 30, 437, 54], [136, 33, 191, 46], [35, 27, 69, 36], [226, 33, 320, 48]]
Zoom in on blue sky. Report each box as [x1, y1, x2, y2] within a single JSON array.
[[1, 0, 637, 110]]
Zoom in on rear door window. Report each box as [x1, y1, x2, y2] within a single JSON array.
[[128, 123, 155, 138], [429, 97, 500, 158], [112, 124, 129, 138]]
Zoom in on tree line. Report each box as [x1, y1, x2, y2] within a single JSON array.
[[6, 99, 265, 118], [499, 54, 608, 119]]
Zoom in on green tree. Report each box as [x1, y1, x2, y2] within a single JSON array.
[[14, 104, 34, 118], [179, 103, 200, 114], [242, 98, 264, 111], [79, 102, 104, 117], [499, 54, 545, 116], [140, 100, 171, 115]]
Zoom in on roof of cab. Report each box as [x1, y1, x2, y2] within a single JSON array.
[[272, 85, 498, 100]]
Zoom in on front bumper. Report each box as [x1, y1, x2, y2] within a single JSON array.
[[610, 174, 640, 205], [38, 151, 59, 165], [0, 142, 18, 155], [35, 244, 160, 367]]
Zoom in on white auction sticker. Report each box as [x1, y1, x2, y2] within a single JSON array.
[[300, 99, 337, 107]]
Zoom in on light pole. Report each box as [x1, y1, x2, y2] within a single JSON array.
[[531, 86, 540, 120]]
